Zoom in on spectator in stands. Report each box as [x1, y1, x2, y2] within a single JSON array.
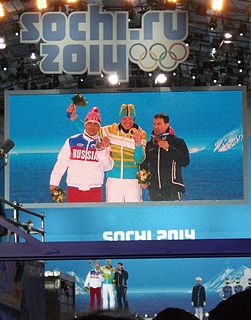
[[209, 288, 251, 320], [154, 307, 198, 320], [75, 309, 142, 320]]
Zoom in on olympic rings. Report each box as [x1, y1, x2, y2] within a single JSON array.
[[169, 42, 188, 61], [128, 41, 189, 70], [159, 51, 177, 70], [138, 50, 158, 70], [129, 43, 148, 62], [149, 43, 168, 61]]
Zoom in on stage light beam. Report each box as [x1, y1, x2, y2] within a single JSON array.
[[211, 0, 223, 11], [155, 73, 167, 84], [0, 36, 6, 49], [223, 31, 233, 44], [108, 73, 119, 85], [0, 2, 4, 17], [36, 0, 47, 10]]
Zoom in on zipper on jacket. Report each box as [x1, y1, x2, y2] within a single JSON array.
[[120, 146, 124, 179], [157, 147, 161, 189], [119, 129, 124, 179], [85, 140, 90, 162]]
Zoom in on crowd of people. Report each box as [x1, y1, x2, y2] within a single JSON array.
[[50, 103, 190, 202], [75, 286, 251, 320]]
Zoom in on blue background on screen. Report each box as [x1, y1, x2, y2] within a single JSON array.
[[7, 89, 244, 202]]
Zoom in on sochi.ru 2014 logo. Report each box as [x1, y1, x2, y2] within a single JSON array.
[[20, 5, 189, 82]]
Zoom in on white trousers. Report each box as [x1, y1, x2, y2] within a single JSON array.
[[106, 178, 142, 202], [195, 307, 204, 320], [102, 284, 115, 309]]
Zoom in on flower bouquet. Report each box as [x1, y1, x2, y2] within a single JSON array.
[[51, 187, 66, 203], [71, 94, 88, 106], [136, 169, 152, 185]]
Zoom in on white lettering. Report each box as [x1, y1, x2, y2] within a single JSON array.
[[125, 230, 135, 240], [179, 229, 184, 240], [113, 231, 125, 241], [103, 231, 113, 241], [147, 230, 152, 240], [81, 149, 85, 159], [135, 230, 150, 240], [103, 229, 196, 241], [156, 230, 167, 240], [185, 229, 196, 240], [167, 230, 179, 240]]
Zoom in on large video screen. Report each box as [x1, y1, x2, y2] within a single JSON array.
[[5, 87, 246, 205]]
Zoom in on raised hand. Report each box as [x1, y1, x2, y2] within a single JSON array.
[[66, 104, 77, 121]]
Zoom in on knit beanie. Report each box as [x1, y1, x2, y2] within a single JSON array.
[[119, 104, 136, 119], [84, 107, 101, 125]]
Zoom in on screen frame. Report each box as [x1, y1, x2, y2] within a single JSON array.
[[4, 85, 248, 209]]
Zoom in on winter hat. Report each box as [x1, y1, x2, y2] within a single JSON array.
[[196, 277, 202, 282], [119, 104, 136, 120], [84, 107, 101, 125]]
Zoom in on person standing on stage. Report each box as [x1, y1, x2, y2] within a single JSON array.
[[101, 259, 115, 309], [67, 103, 147, 202], [50, 107, 113, 202], [191, 277, 206, 320], [100, 103, 146, 202], [84, 261, 103, 312], [141, 113, 189, 201], [114, 262, 129, 310]]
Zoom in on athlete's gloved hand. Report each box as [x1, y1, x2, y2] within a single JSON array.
[[66, 103, 78, 121]]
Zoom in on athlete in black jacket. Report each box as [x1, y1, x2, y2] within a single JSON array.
[[141, 113, 190, 201], [114, 263, 129, 310]]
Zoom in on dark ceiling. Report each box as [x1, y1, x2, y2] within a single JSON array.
[[0, 0, 250, 114]]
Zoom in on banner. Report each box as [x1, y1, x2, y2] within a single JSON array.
[[20, 5, 189, 81]]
